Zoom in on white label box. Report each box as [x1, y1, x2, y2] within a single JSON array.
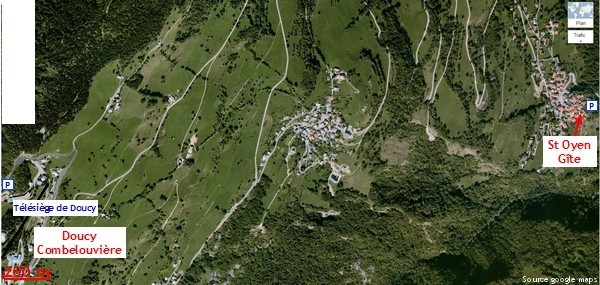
[[543, 136, 598, 167], [12, 200, 98, 216], [568, 30, 594, 44], [568, 18, 594, 28], [586, 100, 599, 112], [2, 179, 15, 190], [34, 227, 126, 258]]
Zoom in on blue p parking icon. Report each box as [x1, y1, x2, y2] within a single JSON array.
[[2, 179, 15, 191], [586, 100, 598, 112]]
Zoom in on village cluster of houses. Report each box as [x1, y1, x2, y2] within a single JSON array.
[[289, 94, 356, 171], [543, 71, 586, 134], [293, 99, 354, 144], [531, 56, 586, 136], [522, 20, 560, 47], [260, 65, 360, 184], [519, 12, 586, 135], [263, 66, 358, 178]]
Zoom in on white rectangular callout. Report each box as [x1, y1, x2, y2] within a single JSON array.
[[1, 0, 35, 123], [12, 200, 98, 216], [542, 136, 598, 167], [34, 227, 126, 258]]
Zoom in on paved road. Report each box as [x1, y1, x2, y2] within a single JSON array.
[[369, 11, 381, 38], [415, 4, 430, 65]]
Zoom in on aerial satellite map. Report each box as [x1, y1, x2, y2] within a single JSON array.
[[1, 0, 598, 284]]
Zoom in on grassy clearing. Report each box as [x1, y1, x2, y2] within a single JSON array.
[[489, 119, 528, 162], [299, 189, 329, 208], [380, 136, 410, 166], [434, 80, 469, 137]]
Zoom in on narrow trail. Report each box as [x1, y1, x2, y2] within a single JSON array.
[[432, 32, 455, 102], [253, 0, 290, 181], [161, 183, 180, 231], [464, 0, 487, 109], [426, 33, 443, 102], [127, 236, 161, 285], [187, 0, 289, 270], [260, 173, 292, 225], [353, 10, 392, 150], [254, 22, 281, 70], [228, 22, 282, 111], [483, 0, 498, 36], [127, 183, 179, 285], [126, 183, 177, 227], [517, 6, 537, 58], [354, 48, 391, 151], [346, 80, 360, 93], [497, 44, 509, 121], [130, 4, 191, 77], [227, 79, 249, 106], [454, 0, 458, 16], [177, 58, 217, 155], [104, 0, 112, 14], [516, 4, 551, 101], [477, 0, 498, 108], [355, 48, 391, 138], [178, 0, 250, 155]]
